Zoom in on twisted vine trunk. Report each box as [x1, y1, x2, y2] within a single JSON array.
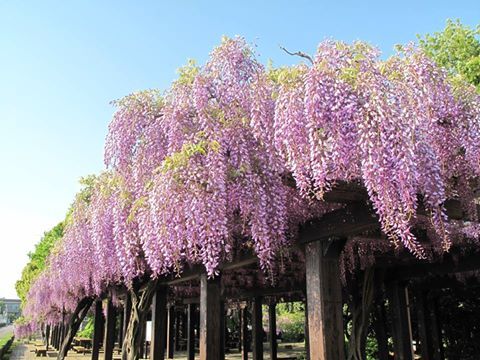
[[121, 280, 158, 360], [347, 268, 375, 360], [57, 297, 94, 360]]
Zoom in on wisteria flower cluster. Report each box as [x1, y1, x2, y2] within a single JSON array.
[[17, 37, 480, 336]]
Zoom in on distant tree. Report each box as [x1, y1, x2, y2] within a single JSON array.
[[15, 222, 64, 305], [418, 19, 480, 90], [15, 175, 98, 310], [0, 300, 5, 314]]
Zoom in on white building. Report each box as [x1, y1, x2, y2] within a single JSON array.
[[0, 298, 21, 325]]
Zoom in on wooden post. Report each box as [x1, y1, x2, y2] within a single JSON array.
[[373, 300, 390, 360], [45, 324, 50, 351], [151, 285, 168, 360], [59, 311, 65, 350], [175, 310, 181, 352], [187, 304, 196, 360], [305, 240, 345, 360], [199, 274, 222, 360], [123, 294, 132, 345], [117, 306, 124, 347], [268, 302, 277, 360], [220, 301, 226, 359], [57, 324, 61, 349], [252, 296, 263, 360], [104, 299, 116, 360], [59, 324, 63, 349], [58, 324, 62, 349], [241, 307, 248, 360], [167, 305, 175, 359], [54, 325, 58, 349], [416, 290, 432, 360], [139, 320, 146, 359], [50, 326, 55, 349], [304, 300, 310, 360], [427, 296, 444, 360], [51, 325, 57, 348], [92, 300, 104, 360], [237, 309, 242, 353], [386, 281, 414, 360], [58, 324, 63, 349]]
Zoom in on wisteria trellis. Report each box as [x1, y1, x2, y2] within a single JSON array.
[[16, 37, 480, 337]]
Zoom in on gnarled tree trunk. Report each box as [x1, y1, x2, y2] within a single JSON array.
[[122, 279, 158, 360], [347, 268, 375, 360], [57, 297, 94, 360]]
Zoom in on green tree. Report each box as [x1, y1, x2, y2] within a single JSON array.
[[418, 19, 480, 90], [15, 222, 64, 305], [15, 175, 98, 306]]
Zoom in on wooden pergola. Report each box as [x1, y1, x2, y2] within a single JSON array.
[[46, 183, 480, 360]]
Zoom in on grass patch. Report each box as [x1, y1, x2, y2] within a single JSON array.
[[0, 333, 13, 348], [2, 340, 18, 360]]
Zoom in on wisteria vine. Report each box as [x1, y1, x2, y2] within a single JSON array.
[[16, 37, 480, 337]]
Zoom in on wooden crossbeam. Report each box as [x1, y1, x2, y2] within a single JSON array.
[[299, 197, 479, 245], [163, 253, 258, 286], [389, 252, 480, 281], [299, 204, 378, 244]]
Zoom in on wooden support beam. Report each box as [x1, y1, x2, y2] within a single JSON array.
[[416, 290, 433, 360], [299, 192, 480, 246], [386, 282, 414, 360], [139, 321, 146, 359], [316, 180, 479, 220], [58, 297, 94, 360], [175, 310, 181, 352], [199, 274, 222, 360], [299, 204, 379, 244], [117, 306, 124, 346], [268, 303, 277, 360], [59, 324, 63, 349], [54, 325, 59, 349], [50, 326, 55, 349], [51, 326, 56, 349], [103, 299, 116, 360], [252, 297, 263, 360], [165, 254, 258, 286], [45, 324, 50, 351], [187, 304, 196, 360], [167, 305, 175, 359], [240, 307, 248, 360], [304, 299, 310, 360], [150, 285, 168, 360], [220, 301, 226, 359], [58, 324, 62, 349], [92, 300, 104, 360], [305, 240, 345, 360], [236, 310, 242, 354], [390, 253, 480, 281], [59, 319, 64, 351], [372, 273, 389, 360], [53, 324, 58, 350], [122, 294, 131, 346], [427, 296, 444, 360], [57, 324, 61, 349], [373, 300, 389, 360], [60, 324, 64, 349]]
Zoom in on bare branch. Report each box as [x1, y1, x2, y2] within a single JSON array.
[[280, 45, 314, 65]]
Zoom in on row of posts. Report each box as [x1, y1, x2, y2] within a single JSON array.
[[43, 239, 445, 360]]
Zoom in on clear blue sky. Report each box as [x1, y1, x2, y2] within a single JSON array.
[[0, 0, 478, 298]]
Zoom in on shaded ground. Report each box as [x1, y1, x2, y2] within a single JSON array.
[[6, 341, 306, 359]]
